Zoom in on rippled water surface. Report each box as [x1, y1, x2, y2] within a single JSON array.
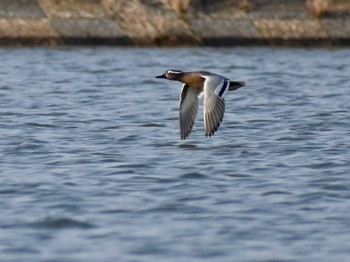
[[1, 47, 350, 261]]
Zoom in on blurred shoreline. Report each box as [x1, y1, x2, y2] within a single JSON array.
[[0, 0, 349, 46]]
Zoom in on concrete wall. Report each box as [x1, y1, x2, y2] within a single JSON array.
[[0, 0, 349, 46]]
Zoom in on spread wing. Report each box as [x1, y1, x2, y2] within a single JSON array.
[[202, 76, 228, 137], [179, 84, 201, 140], [203, 92, 225, 137]]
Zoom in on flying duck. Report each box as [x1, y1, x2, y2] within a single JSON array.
[[156, 70, 244, 140]]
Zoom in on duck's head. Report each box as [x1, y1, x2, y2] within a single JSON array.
[[156, 70, 183, 81]]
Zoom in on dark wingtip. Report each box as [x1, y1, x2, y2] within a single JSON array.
[[206, 132, 214, 138]]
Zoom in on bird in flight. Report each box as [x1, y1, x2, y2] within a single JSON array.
[[156, 70, 244, 140]]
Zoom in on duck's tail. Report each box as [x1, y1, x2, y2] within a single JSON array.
[[229, 81, 245, 91]]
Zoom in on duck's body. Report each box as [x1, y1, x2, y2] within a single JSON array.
[[156, 70, 244, 140]]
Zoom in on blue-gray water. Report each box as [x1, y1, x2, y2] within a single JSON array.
[[0, 47, 349, 262]]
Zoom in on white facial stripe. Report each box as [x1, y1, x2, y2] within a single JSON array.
[[167, 70, 182, 74]]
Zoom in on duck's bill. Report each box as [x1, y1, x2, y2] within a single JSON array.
[[156, 74, 166, 78]]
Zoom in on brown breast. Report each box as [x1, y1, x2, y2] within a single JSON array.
[[182, 73, 205, 90]]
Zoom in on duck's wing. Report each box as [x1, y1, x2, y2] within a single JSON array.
[[179, 84, 201, 140], [202, 75, 230, 137]]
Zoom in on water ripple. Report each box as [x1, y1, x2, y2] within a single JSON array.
[[30, 217, 95, 229], [0, 47, 350, 262]]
